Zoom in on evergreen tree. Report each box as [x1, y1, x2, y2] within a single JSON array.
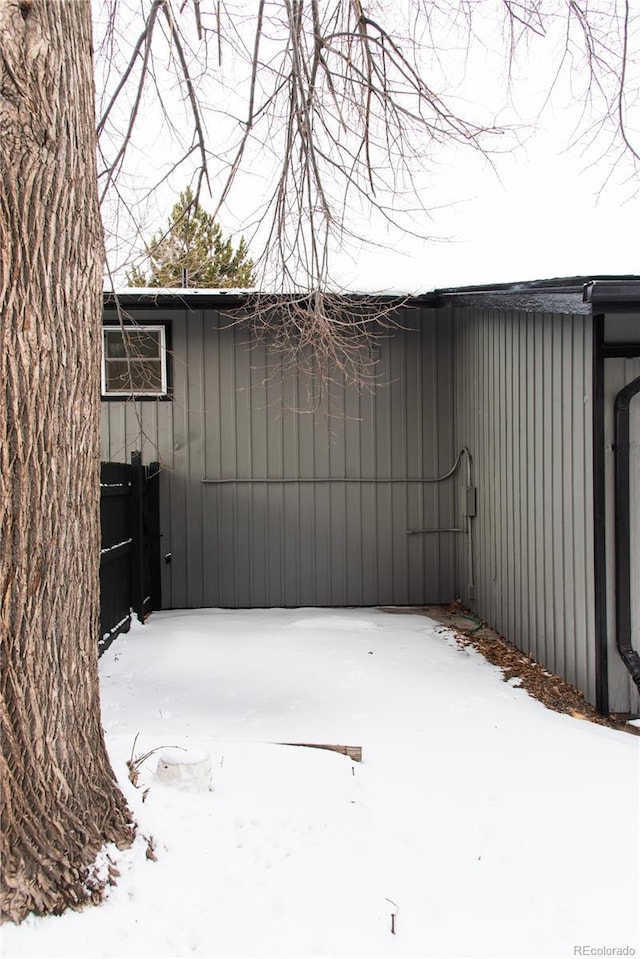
[[128, 187, 255, 288]]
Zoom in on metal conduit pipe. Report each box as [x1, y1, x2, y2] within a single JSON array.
[[203, 449, 477, 600], [462, 448, 475, 600], [405, 447, 476, 600], [614, 374, 640, 691]]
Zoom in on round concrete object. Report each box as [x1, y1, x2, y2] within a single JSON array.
[[156, 746, 213, 791]]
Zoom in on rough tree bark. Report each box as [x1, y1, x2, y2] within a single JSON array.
[[0, 0, 134, 923]]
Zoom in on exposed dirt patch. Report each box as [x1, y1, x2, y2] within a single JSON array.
[[379, 604, 639, 736]]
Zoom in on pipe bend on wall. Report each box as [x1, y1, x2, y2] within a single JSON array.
[[614, 374, 640, 690]]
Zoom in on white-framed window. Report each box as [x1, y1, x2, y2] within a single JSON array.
[[102, 325, 168, 397]]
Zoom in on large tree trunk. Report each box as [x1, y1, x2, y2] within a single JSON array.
[[0, 0, 134, 923]]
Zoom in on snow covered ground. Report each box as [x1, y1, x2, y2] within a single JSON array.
[[4, 608, 639, 959]]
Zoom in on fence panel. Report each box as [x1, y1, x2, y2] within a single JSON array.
[[99, 456, 160, 654]]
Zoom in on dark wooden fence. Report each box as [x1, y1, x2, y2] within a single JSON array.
[[99, 453, 161, 654]]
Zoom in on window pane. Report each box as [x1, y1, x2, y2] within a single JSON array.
[[105, 328, 161, 360], [105, 359, 163, 394], [104, 330, 128, 358], [125, 329, 162, 358]]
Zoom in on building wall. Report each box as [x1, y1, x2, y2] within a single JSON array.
[[101, 307, 180, 469], [102, 305, 458, 608], [101, 300, 640, 712], [603, 355, 640, 715], [452, 308, 598, 704]]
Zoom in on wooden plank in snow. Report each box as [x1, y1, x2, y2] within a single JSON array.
[[280, 742, 363, 762]]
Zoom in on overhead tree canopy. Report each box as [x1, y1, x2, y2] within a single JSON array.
[[97, 0, 639, 375], [127, 187, 256, 288]]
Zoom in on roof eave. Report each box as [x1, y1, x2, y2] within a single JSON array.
[[583, 280, 640, 313], [103, 288, 254, 309], [103, 288, 411, 310], [423, 276, 640, 315]]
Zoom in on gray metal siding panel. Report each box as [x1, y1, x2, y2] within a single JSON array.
[[100, 400, 165, 466], [215, 307, 457, 608], [603, 357, 640, 715], [186, 311, 206, 607], [434, 317, 456, 599], [202, 315, 221, 606], [102, 305, 458, 609], [167, 309, 190, 608], [453, 308, 597, 705]]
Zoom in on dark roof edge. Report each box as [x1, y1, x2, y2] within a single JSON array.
[[421, 289, 592, 315], [421, 275, 640, 315], [104, 289, 252, 309], [103, 277, 640, 315], [103, 289, 410, 310], [430, 275, 614, 294], [583, 279, 640, 313]]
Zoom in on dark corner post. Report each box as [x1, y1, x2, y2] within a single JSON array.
[[592, 315, 609, 715], [614, 375, 640, 692], [148, 461, 162, 611], [130, 450, 145, 623]]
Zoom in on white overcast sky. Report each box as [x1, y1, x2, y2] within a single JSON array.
[[96, 1, 640, 294]]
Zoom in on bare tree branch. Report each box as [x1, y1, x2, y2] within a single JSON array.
[[96, 0, 163, 136], [95, 0, 640, 379]]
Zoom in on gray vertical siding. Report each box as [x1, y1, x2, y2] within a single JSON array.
[[452, 308, 597, 704], [603, 357, 640, 715], [101, 297, 640, 712], [102, 305, 458, 609]]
